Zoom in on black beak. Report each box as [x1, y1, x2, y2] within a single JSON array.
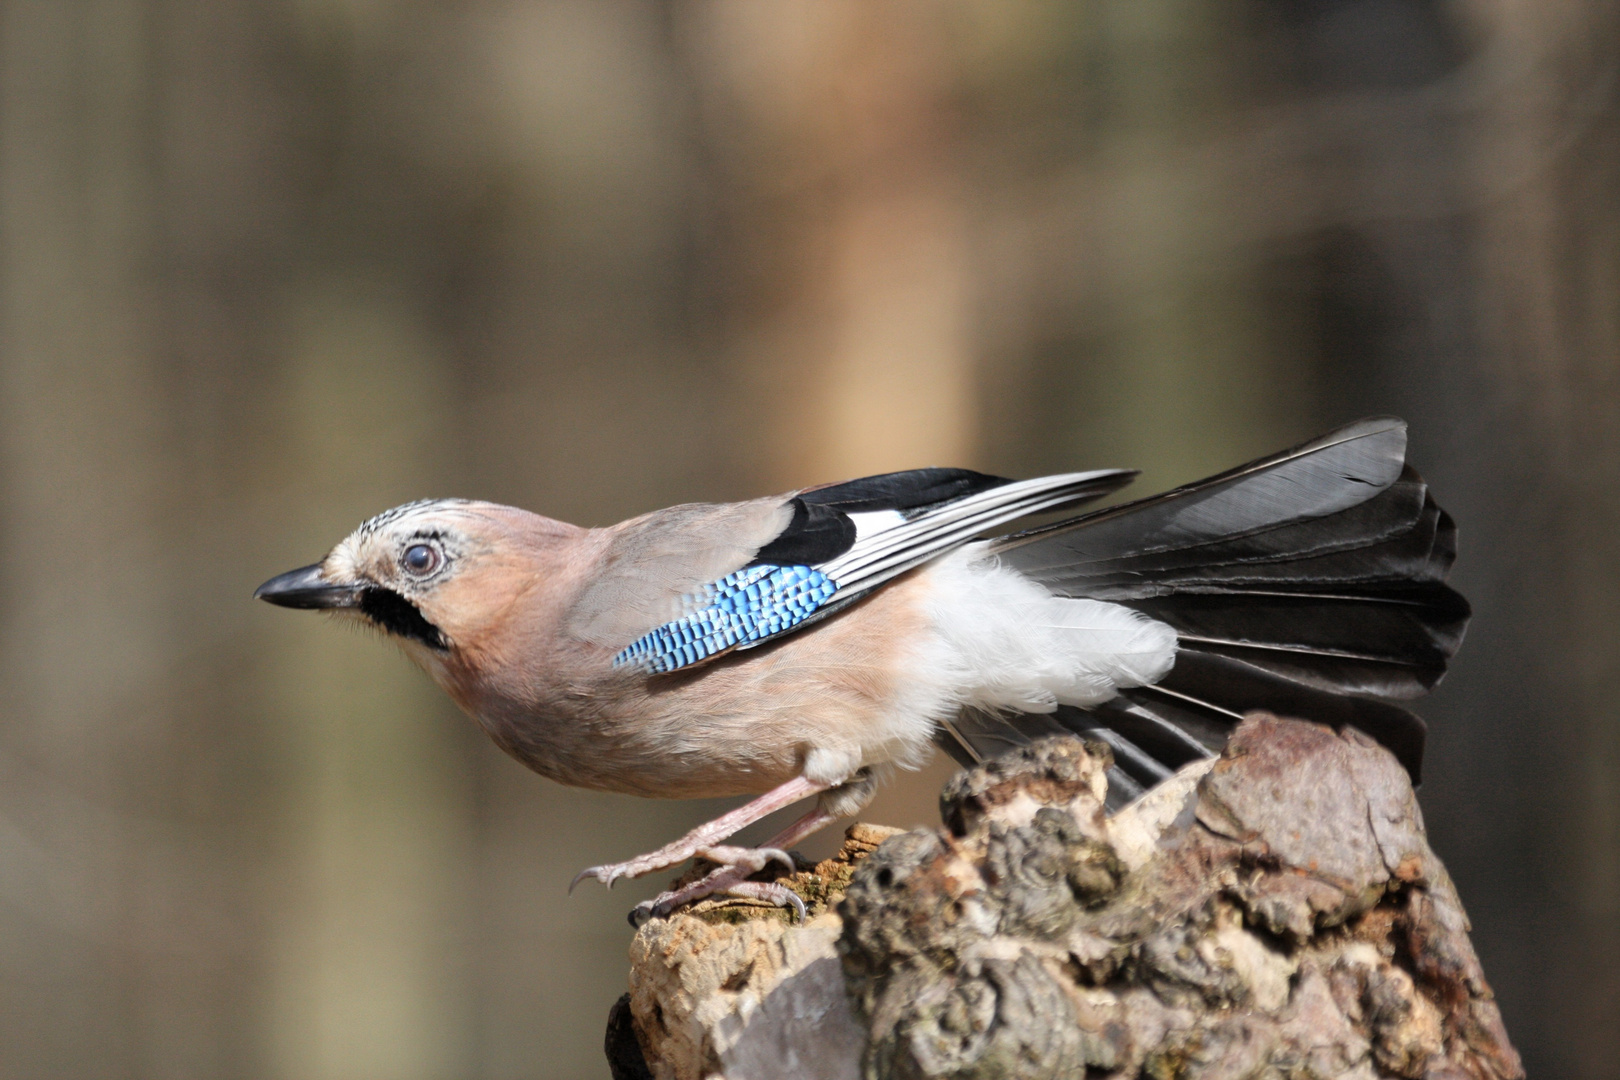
[[254, 563, 363, 609]]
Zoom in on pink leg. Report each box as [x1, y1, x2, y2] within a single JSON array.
[[632, 861, 809, 926], [625, 801, 850, 926], [569, 775, 828, 892], [761, 804, 843, 852]]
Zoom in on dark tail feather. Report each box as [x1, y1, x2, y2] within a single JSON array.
[[935, 418, 1470, 809]]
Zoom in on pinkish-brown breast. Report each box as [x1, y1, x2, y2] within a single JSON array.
[[437, 560, 948, 801]]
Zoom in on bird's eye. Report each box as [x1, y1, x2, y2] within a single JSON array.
[[402, 543, 441, 576]]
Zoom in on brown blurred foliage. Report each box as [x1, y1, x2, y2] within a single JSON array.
[[0, 1, 1614, 1077]]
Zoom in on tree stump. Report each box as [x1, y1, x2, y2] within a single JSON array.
[[610, 714, 1523, 1080]]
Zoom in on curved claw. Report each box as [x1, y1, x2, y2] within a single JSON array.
[[628, 879, 810, 928], [569, 866, 615, 893], [607, 844, 806, 925]]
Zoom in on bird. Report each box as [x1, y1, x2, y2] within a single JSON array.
[[255, 417, 1468, 924]]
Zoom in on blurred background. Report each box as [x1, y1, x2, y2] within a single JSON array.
[[0, 0, 1615, 1076]]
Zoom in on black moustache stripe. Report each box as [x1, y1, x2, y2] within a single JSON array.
[[358, 587, 448, 650]]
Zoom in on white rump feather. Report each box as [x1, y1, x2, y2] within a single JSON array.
[[919, 545, 1177, 714]]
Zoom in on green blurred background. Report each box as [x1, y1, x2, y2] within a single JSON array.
[[1, 1, 1615, 1076]]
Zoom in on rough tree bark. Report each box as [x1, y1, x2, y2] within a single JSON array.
[[610, 715, 1523, 1080]]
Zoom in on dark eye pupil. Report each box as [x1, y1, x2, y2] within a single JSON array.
[[404, 544, 436, 573]]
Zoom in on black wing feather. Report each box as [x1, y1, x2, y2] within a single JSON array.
[[770, 422, 1463, 805], [747, 499, 858, 567], [1139, 650, 1430, 781], [799, 467, 1014, 517], [940, 418, 1468, 805], [748, 467, 1020, 571], [995, 416, 1409, 574]]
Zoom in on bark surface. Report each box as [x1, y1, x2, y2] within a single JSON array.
[[615, 715, 1523, 1080]]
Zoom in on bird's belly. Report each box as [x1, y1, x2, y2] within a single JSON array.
[[473, 571, 954, 799], [459, 552, 1174, 801], [476, 689, 836, 800]]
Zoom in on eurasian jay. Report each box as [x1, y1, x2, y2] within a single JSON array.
[[256, 417, 1468, 923]]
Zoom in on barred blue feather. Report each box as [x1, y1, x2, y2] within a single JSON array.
[[613, 565, 838, 674]]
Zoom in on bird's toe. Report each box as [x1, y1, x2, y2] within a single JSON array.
[[724, 880, 808, 922], [570, 864, 626, 892], [692, 845, 794, 875], [620, 851, 808, 927]]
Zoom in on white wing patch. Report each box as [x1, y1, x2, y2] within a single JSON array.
[[608, 469, 1138, 673], [818, 471, 1132, 599], [844, 509, 906, 540]]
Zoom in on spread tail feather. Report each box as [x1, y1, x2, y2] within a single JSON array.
[[937, 418, 1470, 809]]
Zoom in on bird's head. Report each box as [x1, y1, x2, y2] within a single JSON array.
[[254, 498, 572, 670]]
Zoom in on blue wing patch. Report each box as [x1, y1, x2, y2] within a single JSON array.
[[613, 564, 838, 674]]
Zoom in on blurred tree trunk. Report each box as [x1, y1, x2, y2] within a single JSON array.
[[679, 0, 980, 489], [1460, 2, 1620, 1071], [0, 2, 195, 1074]]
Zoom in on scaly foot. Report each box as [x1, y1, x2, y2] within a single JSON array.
[[568, 775, 828, 892], [627, 847, 807, 927], [568, 838, 779, 892], [571, 842, 791, 892]]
